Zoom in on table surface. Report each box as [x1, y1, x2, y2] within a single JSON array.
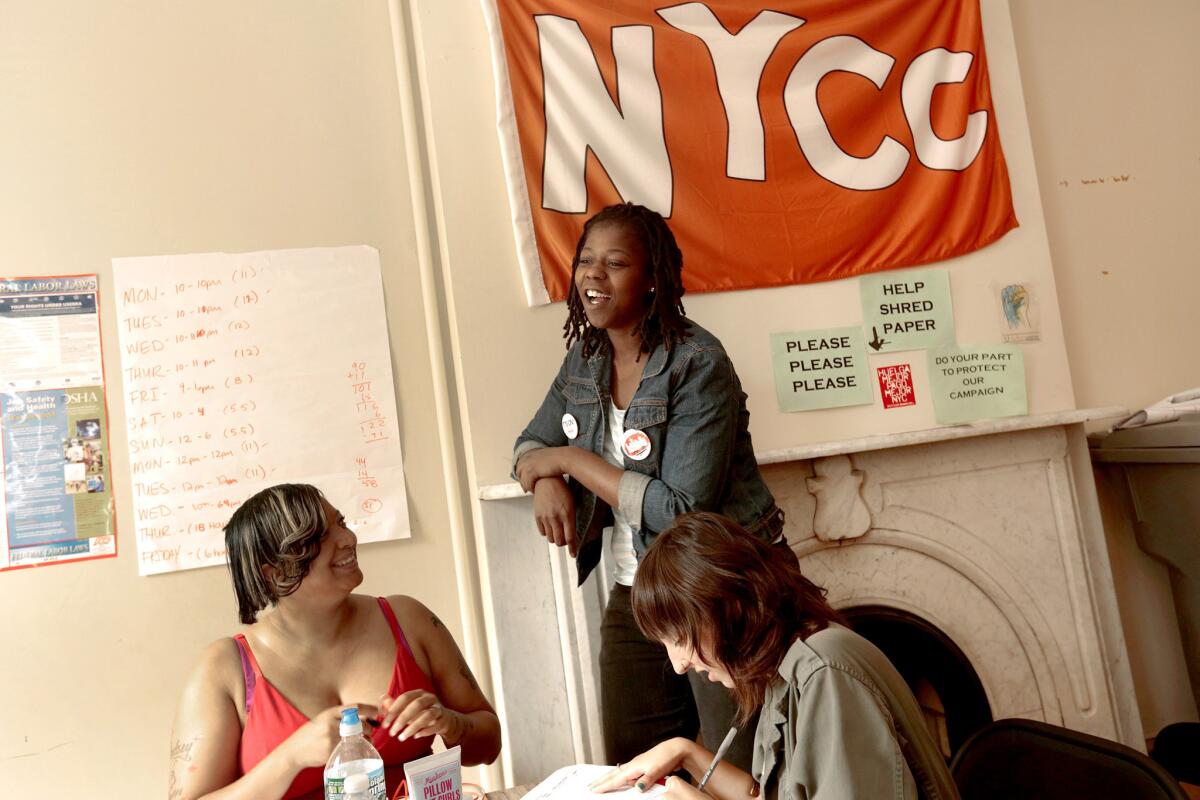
[[487, 779, 1200, 800]]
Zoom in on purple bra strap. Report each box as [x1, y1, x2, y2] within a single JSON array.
[[376, 596, 417, 661], [234, 635, 258, 715]]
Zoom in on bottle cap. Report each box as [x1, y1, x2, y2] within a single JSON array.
[[345, 773, 370, 794], [339, 706, 363, 736]]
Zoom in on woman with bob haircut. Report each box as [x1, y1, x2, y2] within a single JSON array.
[[591, 512, 959, 800], [169, 483, 501, 800]]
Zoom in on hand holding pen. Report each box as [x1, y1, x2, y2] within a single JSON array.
[[696, 726, 739, 793], [589, 727, 739, 797], [589, 739, 694, 793]]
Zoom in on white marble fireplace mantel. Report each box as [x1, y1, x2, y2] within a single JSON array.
[[473, 407, 1141, 787], [478, 407, 1126, 500]]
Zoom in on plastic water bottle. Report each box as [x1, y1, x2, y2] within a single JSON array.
[[344, 772, 371, 800], [324, 707, 386, 800]]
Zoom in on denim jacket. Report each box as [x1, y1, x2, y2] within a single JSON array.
[[514, 320, 783, 585]]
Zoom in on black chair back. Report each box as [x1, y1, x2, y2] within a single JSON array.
[[950, 718, 1187, 800]]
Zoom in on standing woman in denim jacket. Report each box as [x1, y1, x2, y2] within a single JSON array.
[[513, 203, 784, 771]]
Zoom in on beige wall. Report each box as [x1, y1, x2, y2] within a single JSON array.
[[0, 2, 467, 796], [1008, 0, 1200, 734], [1010, 0, 1200, 411], [0, 0, 1196, 795]]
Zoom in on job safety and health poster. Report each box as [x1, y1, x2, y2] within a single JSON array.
[[0, 275, 116, 570]]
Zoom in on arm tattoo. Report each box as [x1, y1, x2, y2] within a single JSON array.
[[457, 654, 481, 692], [446, 710, 475, 746], [169, 738, 196, 800], [431, 610, 482, 693], [171, 739, 195, 761]]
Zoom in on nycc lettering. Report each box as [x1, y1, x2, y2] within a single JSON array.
[[538, 4, 989, 213]]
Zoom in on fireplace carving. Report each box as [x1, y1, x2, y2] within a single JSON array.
[[806, 454, 871, 541]]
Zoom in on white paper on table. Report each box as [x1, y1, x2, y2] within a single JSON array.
[[112, 246, 409, 575], [524, 765, 667, 800], [1113, 388, 1200, 430]]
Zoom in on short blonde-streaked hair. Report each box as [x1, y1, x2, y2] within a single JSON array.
[[224, 483, 328, 624]]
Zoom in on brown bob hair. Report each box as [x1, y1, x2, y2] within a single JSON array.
[[224, 483, 330, 624], [631, 512, 843, 722]]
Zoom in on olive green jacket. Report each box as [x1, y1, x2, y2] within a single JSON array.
[[753, 625, 961, 800]]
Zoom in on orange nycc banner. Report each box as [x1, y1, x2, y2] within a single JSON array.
[[482, 0, 1018, 306]]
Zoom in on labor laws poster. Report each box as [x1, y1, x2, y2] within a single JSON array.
[[482, 0, 1017, 305], [0, 276, 117, 570]]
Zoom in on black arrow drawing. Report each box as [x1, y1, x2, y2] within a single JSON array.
[[868, 326, 889, 351]]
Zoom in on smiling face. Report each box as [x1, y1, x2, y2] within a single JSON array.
[[663, 636, 735, 688], [294, 499, 363, 597], [573, 221, 654, 334]]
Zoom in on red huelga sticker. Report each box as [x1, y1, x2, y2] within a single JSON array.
[[877, 364, 916, 409]]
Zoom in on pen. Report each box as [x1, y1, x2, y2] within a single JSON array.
[[696, 726, 738, 793]]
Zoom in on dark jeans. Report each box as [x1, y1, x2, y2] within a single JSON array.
[[599, 584, 758, 773]]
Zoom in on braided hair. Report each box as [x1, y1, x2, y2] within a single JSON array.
[[563, 203, 691, 359]]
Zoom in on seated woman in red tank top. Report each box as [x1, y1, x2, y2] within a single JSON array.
[[169, 483, 502, 800]]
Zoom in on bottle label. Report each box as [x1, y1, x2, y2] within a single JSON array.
[[325, 764, 386, 799]]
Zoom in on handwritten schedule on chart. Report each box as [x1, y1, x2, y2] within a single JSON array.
[[113, 246, 410, 576]]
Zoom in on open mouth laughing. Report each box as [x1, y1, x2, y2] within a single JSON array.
[[583, 288, 612, 305]]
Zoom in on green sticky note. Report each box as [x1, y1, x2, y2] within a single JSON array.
[[928, 345, 1027, 424], [860, 268, 956, 353], [771, 327, 872, 412]]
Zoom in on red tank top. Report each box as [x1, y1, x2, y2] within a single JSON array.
[[235, 597, 436, 799]]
